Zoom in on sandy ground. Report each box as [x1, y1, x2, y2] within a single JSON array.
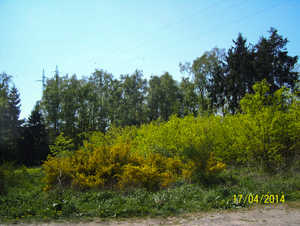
[[12, 201, 300, 226]]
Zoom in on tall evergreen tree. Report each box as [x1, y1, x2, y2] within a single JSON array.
[[7, 86, 24, 158], [254, 27, 298, 93], [18, 101, 49, 166], [226, 33, 255, 114], [207, 61, 228, 115], [0, 72, 11, 162]]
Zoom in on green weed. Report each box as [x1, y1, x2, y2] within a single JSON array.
[[0, 165, 299, 224]]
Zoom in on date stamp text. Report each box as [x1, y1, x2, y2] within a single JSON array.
[[234, 194, 285, 204]]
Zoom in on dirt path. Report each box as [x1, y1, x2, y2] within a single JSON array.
[[16, 201, 300, 226]]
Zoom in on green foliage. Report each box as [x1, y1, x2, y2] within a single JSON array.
[[132, 114, 225, 181], [17, 101, 49, 166], [43, 78, 300, 192], [0, 73, 24, 163], [1, 165, 300, 223], [212, 80, 300, 173], [43, 141, 193, 191], [0, 161, 17, 195], [43, 113, 227, 191], [180, 47, 226, 115], [240, 80, 300, 171], [204, 28, 299, 114], [49, 133, 75, 157], [0, 162, 45, 195]]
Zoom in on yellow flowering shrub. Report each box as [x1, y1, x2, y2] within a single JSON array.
[[42, 156, 73, 191], [71, 172, 106, 189], [43, 141, 194, 191], [206, 154, 226, 174], [116, 153, 193, 190], [116, 164, 159, 190], [130, 114, 226, 180], [181, 160, 194, 183]]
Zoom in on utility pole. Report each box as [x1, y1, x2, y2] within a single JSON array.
[[42, 69, 46, 90], [54, 65, 59, 137], [55, 65, 59, 78], [36, 69, 47, 99]]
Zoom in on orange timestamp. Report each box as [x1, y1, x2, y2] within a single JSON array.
[[234, 194, 285, 204]]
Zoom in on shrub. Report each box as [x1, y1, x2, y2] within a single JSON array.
[[0, 162, 19, 195], [43, 141, 194, 191], [49, 133, 75, 157], [239, 80, 300, 173]]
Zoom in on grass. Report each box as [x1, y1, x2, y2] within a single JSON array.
[[0, 163, 300, 224]]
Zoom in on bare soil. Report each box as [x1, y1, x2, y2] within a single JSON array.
[[14, 201, 300, 226]]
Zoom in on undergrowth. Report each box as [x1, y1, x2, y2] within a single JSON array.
[[0, 164, 300, 224]]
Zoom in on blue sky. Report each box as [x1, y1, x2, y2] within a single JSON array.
[[0, 0, 299, 120]]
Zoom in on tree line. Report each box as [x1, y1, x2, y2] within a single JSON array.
[[0, 27, 298, 166]]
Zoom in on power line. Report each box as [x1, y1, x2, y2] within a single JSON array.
[[95, 0, 248, 69], [12, 0, 246, 83], [108, 0, 292, 71], [63, 0, 228, 73], [14, 0, 294, 95], [12, 2, 186, 90], [16, 1, 185, 79], [59, 0, 185, 66]]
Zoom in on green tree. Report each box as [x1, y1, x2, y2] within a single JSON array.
[[7, 86, 24, 158], [226, 33, 255, 114], [0, 72, 11, 162], [159, 72, 180, 121], [108, 78, 122, 127], [254, 27, 298, 93], [119, 69, 147, 126], [42, 70, 62, 142], [76, 77, 92, 134], [18, 101, 49, 166], [146, 75, 162, 122], [207, 62, 227, 115], [178, 77, 198, 116], [180, 47, 226, 114], [88, 69, 113, 133], [60, 74, 80, 139]]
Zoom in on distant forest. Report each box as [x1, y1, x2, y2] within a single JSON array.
[[0, 28, 298, 166]]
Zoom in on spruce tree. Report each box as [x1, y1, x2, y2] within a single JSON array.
[[18, 101, 49, 165]]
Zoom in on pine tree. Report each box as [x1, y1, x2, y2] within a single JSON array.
[[7, 86, 24, 157], [18, 101, 49, 165], [254, 27, 299, 93], [0, 72, 11, 162], [226, 33, 255, 114], [207, 61, 227, 115], [28, 101, 49, 164]]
